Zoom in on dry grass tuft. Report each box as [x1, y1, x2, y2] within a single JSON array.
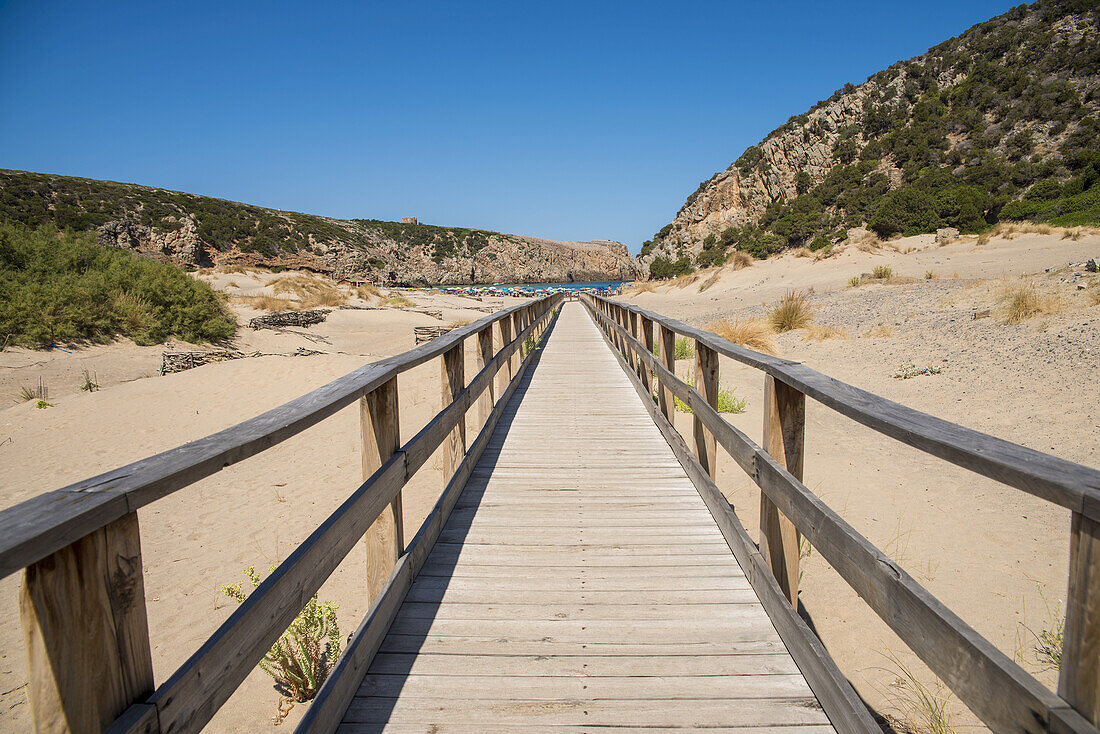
[[883, 654, 955, 734], [872, 265, 893, 280], [623, 281, 659, 295], [729, 251, 754, 269], [791, 247, 813, 258], [272, 274, 347, 309], [999, 283, 1062, 324], [355, 283, 381, 301], [804, 324, 848, 343], [670, 272, 701, 289], [448, 318, 473, 329], [698, 270, 723, 293], [708, 319, 777, 355], [768, 289, 814, 333], [384, 294, 416, 308]]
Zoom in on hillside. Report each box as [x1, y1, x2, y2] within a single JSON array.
[[0, 170, 640, 285], [642, 0, 1100, 278]]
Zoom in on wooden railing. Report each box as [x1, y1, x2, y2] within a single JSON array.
[[582, 293, 1100, 734], [0, 293, 564, 734]]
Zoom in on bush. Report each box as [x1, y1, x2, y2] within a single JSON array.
[[649, 256, 694, 280], [0, 220, 236, 347], [869, 188, 943, 238]]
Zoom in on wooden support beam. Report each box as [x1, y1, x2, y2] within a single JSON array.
[[1060, 510, 1100, 726], [442, 341, 466, 482], [693, 341, 719, 479], [498, 316, 513, 391], [761, 375, 804, 606], [510, 311, 522, 375], [476, 326, 494, 428], [640, 315, 655, 398], [659, 324, 676, 424], [20, 511, 154, 734], [627, 311, 639, 372], [361, 377, 402, 601]]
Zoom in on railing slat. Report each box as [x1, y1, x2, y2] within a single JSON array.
[[693, 341, 718, 478]]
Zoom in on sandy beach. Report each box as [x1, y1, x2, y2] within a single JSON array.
[[1, 231, 1098, 732]]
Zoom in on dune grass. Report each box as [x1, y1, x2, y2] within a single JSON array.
[[707, 318, 777, 354], [674, 373, 747, 414], [384, 295, 416, 307], [999, 283, 1061, 324], [768, 289, 814, 333], [272, 274, 346, 309], [804, 324, 847, 342]]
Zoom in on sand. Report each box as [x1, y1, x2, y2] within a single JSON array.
[[0, 233, 1097, 732]]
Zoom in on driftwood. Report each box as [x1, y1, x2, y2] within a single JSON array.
[[161, 347, 325, 375], [248, 309, 330, 330], [414, 326, 455, 344]]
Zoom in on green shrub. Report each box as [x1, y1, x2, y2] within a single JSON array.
[[0, 220, 236, 347], [674, 337, 694, 360], [674, 374, 747, 414], [869, 188, 943, 238], [649, 256, 694, 280]]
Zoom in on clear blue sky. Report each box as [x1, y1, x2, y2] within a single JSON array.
[[0, 0, 1018, 253]]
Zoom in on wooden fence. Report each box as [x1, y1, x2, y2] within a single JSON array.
[[582, 293, 1100, 734], [0, 294, 563, 734]]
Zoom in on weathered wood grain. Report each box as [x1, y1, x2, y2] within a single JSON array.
[[20, 512, 154, 734], [1061, 510, 1100, 726], [362, 377, 402, 602]]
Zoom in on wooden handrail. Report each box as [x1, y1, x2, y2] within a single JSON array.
[[595, 298, 1100, 518], [582, 293, 1100, 734], [5, 294, 563, 734], [0, 298, 552, 579]]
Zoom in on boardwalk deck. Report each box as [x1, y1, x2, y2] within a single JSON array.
[[338, 303, 834, 732]]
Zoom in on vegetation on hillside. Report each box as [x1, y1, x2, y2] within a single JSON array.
[[647, 0, 1100, 278], [0, 169, 506, 264], [0, 220, 236, 347]]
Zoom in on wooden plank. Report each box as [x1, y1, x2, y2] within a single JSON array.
[[362, 377, 403, 601], [368, 651, 799, 676], [356, 673, 813, 699], [761, 374, 803, 607], [341, 697, 829, 727], [1060, 510, 1100, 726], [20, 512, 154, 734]]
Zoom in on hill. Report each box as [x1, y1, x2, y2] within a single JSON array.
[[641, 0, 1100, 278], [0, 170, 640, 286]]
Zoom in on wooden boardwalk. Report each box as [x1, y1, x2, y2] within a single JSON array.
[[339, 303, 833, 732]]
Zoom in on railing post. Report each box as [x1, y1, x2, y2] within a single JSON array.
[[658, 324, 676, 423], [510, 309, 522, 375], [693, 341, 719, 478], [761, 375, 804, 606], [20, 511, 155, 733], [361, 376, 402, 601], [1059, 511, 1100, 726], [476, 325, 494, 427], [498, 314, 513, 391], [640, 315, 654, 397], [442, 341, 466, 480], [627, 311, 639, 373]]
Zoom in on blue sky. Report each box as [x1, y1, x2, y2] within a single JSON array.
[[0, 0, 1018, 253]]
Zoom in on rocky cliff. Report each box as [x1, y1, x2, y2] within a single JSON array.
[[642, 0, 1100, 275], [0, 170, 640, 285]]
